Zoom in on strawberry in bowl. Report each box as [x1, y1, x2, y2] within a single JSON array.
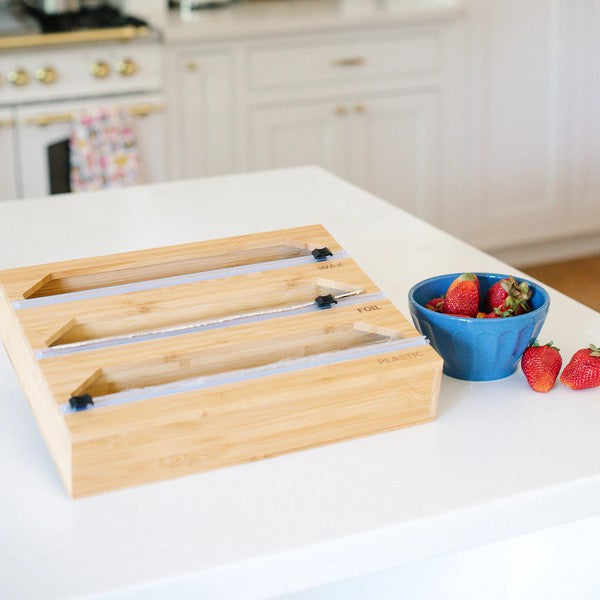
[[441, 273, 480, 317], [486, 275, 532, 315]]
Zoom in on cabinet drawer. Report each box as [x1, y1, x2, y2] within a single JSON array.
[[248, 33, 439, 90]]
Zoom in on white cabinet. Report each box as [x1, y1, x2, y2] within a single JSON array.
[[249, 91, 439, 222], [249, 101, 348, 185], [165, 48, 236, 180], [245, 32, 440, 91], [0, 109, 19, 202], [465, 0, 566, 250], [464, 0, 600, 254], [242, 28, 453, 227], [346, 93, 439, 223], [164, 1, 600, 259], [568, 0, 600, 233], [165, 24, 458, 231]]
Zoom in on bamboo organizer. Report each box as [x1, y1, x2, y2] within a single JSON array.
[[0, 225, 442, 497]]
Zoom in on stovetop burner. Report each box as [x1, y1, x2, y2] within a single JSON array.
[[22, 4, 147, 34]]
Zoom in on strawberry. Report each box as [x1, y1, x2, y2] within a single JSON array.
[[521, 341, 562, 393], [425, 296, 445, 312], [442, 273, 480, 318], [447, 272, 480, 295], [486, 275, 531, 315], [560, 344, 600, 390]]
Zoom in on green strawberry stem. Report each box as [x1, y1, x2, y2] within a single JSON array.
[[530, 340, 560, 351], [502, 276, 532, 313]]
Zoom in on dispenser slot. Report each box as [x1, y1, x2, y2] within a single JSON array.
[[36, 278, 372, 358], [61, 323, 424, 413], [23, 244, 314, 300], [79, 323, 396, 399]]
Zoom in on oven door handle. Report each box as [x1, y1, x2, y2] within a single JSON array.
[[24, 102, 165, 127]]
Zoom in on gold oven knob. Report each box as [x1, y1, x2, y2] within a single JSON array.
[[35, 66, 58, 85], [8, 69, 29, 87], [116, 58, 138, 77], [90, 61, 110, 79]]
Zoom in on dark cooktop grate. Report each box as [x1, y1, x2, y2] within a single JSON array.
[[22, 4, 147, 33]]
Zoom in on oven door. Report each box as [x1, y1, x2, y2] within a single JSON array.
[[15, 94, 166, 199], [0, 108, 19, 201]]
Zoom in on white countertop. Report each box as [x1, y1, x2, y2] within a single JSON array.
[[165, 0, 465, 43], [1, 167, 599, 599]]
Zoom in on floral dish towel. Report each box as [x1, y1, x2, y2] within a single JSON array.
[[69, 106, 141, 193]]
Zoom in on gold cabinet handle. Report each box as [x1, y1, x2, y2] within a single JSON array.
[[90, 60, 110, 79], [331, 57, 366, 68], [25, 112, 74, 127], [35, 66, 58, 85], [0, 117, 15, 128], [186, 61, 198, 72], [24, 103, 164, 127], [355, 104, 366, 114], [8, 69, 29, 87], [128, 102, 164, 117], [334, 105, 348, 116], [117, 58, 138, 77]]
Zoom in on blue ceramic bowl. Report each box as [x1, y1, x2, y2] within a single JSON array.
[[408, 273, 550, 381]]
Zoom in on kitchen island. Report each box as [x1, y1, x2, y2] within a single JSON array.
[[1, 167, 599, 599]]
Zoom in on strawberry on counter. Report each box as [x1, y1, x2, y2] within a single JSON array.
[[560, 344, 600, 390], [521, 341, 562, 393]]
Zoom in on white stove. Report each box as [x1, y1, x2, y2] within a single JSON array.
[[0, 4, 166, 200]]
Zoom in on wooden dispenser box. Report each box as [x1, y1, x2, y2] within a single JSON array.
[[0, 225, 442, 497]]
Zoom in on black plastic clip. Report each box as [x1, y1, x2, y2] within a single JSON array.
[[311, 247, 333, 262], [69, 394, 94, 411], [315, 294, 338, 309]]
